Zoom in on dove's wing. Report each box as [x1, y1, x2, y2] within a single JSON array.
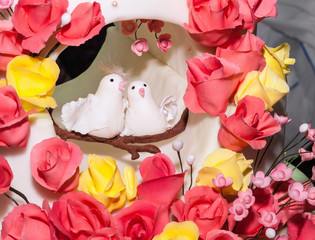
[[160, 95, 177, 123]]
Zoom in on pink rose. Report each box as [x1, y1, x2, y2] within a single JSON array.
[[12, 0, 68, 53], [0, 85, 36, 148], [137, 153, 185, 207], [131, 38, 149, 56], [206, 229, 242, 240], [287, 213, 315, 240], [55, 2, 105, 46], [216, 31, 266, 80], [114, 200, 169, 240], [0, 155, 13, 194], [171, 186, 228, 239], [0, 0, 13, 10], [87, 228, 128, 240], [218, 95, 281, 151], [48, 191, 115, 240], [157, 34, 172, 53], [184, 0, 243, 47], [249, 0, 277, 22], [1, 204, 53, 240], [31, 137, 83, 192], [183, 53, 242, 116]]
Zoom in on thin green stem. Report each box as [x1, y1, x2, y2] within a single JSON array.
[[188, 165, 193, 190], [256, 136, 274, 172], [46, 42, 61, 58], [177, 151, 184, 195], [4, 193, 19, 206], [0, 12, 5, 18], [10, 187, 29, 204]]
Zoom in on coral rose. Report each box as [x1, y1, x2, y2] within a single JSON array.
[[197, 148, 253, 195], [249, 0, 277, 22], [0, 20, 25, 71], [55, 2, 105, 46], [171, 186, 228, 239], [78, 154, 128, 212], [153, 221, 199, 240], [0, 155, 13, 194], [218, 95, 281, 151], [7, 55, 59, 112], [287, 213, 315, 240], [12, 0, 68, 53], [206, 229, 242, 240], [87, 228, 128, 240], [184, 53, 242, 116], [1, 204, 53, 240], [0, 85, 36, 148], [137, 153, 185, 207], [48, 191, 115, 240]]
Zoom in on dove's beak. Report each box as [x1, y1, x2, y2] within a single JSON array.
[[119, 81, 127, 92], [139, 88, 145, 97]]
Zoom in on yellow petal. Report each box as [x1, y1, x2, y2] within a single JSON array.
[[93, 190, 127, 213], [0, 79, 7, 87], [122, 166, 138, 205], [196, 167, 221, 187], [153, 221, 199, 240]]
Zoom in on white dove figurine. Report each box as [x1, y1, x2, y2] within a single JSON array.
[[120, 81, 177, 136], [61, 73, 127, 138]]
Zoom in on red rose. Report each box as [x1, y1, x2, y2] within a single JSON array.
[[287, 213, 315, 240], [0, 155, 13, 194], [216, 31, 266, 80], [184, 0, 243, 47], [0, 85, 36, 148], [249, 0, 277, 22], [12, 0, 68, 53], [171, 186, 228, 239], [114, 200, 169, 240], [218, 95, 280, 151], [183, 53, 242, 116], [87, 228, 129, 240], [206, 229, 242, 240], [48, 191, 115, 240], [55, 2, 105, 46], [0, 20, 25, 71], [137, 153, 185, 206], [31, 137, 83, 192], [1, 203, 53, 240]]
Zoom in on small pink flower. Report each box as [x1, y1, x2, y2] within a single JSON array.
[[131, 38, 148, 56], [157, 34, 172, 53], [0, 0, 14, 10], [251, 171, 271, 188], [121, 20, 138, 36], [212, 173, 233, 188], [270, 163, 293, 181], [258, 210, 278, 227], [288, 182, 308, 202], [306, 124, 315, 142], [229, 198, 249, 221], [275, 235, 288, 240], [298, 148, 314, 162], [238, 189, 255, 208], [306, 187, 315, 206], [147, 20, 164, 33], [274, 113, 291, 126], [312, 166, 315, 181]]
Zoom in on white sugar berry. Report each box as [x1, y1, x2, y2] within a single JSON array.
[[299, 123, 309, 133], [265, 228, 276, 239], [186, 155, 195, 166], [172, 140, 183, 152], [61, 13, 71, 27]]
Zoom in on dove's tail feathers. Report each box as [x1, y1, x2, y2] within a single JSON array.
[[160, 95, 177, 123]]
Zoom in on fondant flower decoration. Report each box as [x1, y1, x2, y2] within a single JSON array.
[[157, 34, 172, 53], [171, 186, 228, 239], [153, 221, 199, 240], [78, 154, 127, 212], [312, 166, 315, 181], [1, 204, 53, 239], [197, 148, 253, 195], [249, 0, 278, 22], [147, 20, 164, 33], [0, 79, 6, 87], [184, 53, 242, 116], [218, 95, 281, 151], [48, 191, 115, 240], [206, 229, 242, 240], [274, 113, 292, 126], [251, 171, 271, 188], [238, 189, 255, 208], [0, 85, 36, 148], [131, 38, 149, 56], [121, 20, 138, 35], [298, 148, 314, 162], [0, 20, 25, 71], [11, 0, 68, 53], [287, 213, 315, 240], [122, 166, 138, 205], [270, 163, 293, 181], [0, 0, 13, 10], [306, 124, 315, 142], [0, 155, 13, 194], [30, 137, 83, 192], [137, 153, 185, 207], [258, 211, 278, 228], [6, 55, 59, 112], [306, 187, 315, 206], [55, 2, 105, 46], [87, 228, 127, 240], [212, 173, 233, 189], [229, 198, 249, 221], [288, 182, 308, 202], [276, 235, 288, 240]]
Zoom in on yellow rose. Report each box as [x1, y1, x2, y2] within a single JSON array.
[[6, 55, 59, 112], [78, 154, 127, 212], [263, 43, 295, 79], [122, 166, 138, 205], [235, 67, 289, 111], [0, 79, 7, 87], [196, 148, 253, 195], [153, 221, 199, 240]]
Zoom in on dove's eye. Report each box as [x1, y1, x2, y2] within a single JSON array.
[[132, 86, 135, 90], [110, 79, 114, 82], [143, 84, 147, 87]]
